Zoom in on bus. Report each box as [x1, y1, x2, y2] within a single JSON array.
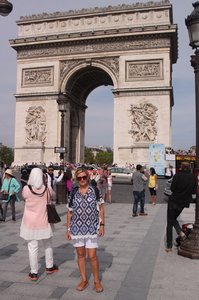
[[175, 154, 196, 174]]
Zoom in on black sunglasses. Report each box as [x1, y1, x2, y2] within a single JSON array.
[[77, 176, 87, 181]]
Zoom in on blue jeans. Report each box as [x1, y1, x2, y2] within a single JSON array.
[[133, 190, 145, 214]]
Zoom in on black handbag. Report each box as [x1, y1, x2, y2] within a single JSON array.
[[28, 185, 61, 224], [0, 193, 9, 201], [46, 188, 61, 224]]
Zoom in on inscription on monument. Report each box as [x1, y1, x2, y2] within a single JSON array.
[[128, 102, 158, 142]]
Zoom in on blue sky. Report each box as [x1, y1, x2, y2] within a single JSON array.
[[0, 0, 196, 150]]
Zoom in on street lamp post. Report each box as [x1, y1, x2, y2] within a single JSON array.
[[0, 0, 13, 16], [57, 93, 67, 161], [178, 1, 199, 259]]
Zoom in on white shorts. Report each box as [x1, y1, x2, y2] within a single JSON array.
[[72, 237, 98, 248]]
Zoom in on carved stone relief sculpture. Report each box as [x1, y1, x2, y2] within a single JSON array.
[[128, 102, 158, 142], [22, 67, 54, 87], [60, 57, 119, 80], [126, 60, 162, 81], [17, 38, 170, 59], [25, 106, 47, 144]]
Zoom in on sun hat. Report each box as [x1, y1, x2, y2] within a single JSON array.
[[5, 169, 13, 176]]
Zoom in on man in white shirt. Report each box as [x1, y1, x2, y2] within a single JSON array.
[[46, 166, 64, 204]]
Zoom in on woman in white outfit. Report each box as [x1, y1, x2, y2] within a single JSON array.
[[20, 168, 59, 281]]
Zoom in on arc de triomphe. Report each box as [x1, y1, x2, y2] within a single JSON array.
[[10, 0, 177, 166]]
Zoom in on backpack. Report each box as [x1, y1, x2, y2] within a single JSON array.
[[69, 185, 100, 207], [90, 179, 97, 187]]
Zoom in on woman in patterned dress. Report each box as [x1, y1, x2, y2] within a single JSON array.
[[66, 168, 105, 293]]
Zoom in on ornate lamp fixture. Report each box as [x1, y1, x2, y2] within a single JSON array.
[[186, 1, 199, 49], [0, 0, 13, 16], [57, 93, 68, 161], [57, 93, 68, 113], [178, 1, 199, 258]]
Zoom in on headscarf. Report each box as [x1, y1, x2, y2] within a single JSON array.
[[28, 168, 44, 189]]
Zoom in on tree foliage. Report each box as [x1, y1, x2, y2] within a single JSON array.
[[95, 151, 113, 166], [84, 147, 113, 166], [0, 146, 14, 166], [84, 147, 95, 164]]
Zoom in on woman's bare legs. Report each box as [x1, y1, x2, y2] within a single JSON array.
[[87, 248, 103, 292], [76, 246, 88, 291], [107, 190, 112, 203], [152, 195, 157, 205]]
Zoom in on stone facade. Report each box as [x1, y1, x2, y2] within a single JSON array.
[[10, 0, 177, 166]]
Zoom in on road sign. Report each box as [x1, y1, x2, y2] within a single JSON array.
[[54, 147, 67, 153]]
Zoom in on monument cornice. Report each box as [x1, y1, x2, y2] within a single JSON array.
[[118, 144, 151, 149], [10, 24, 176, 47], [15, 92, 58, 102], [113, 86, 174, 107], [113, 86, 172, 95], [17, 1, 170, 23], [10, 32, 177, 63], [113, 86, 172, 92]]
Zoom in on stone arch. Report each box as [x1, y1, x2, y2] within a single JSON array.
[[59, 61, 116, 162], [11, 1, 178, 166], [60, 59, 118, 94]]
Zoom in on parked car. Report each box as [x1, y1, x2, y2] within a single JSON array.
[[26, 164, 46, 175], [110, 167, 133, 184], [164, 177, 196, 202], [78, 164, 102, 175]]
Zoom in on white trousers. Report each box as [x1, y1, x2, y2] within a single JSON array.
[[28, 238, 54, 274]]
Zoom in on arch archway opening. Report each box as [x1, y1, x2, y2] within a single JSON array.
[[64, 65, 114, 162], [85, 86, 114, 148]]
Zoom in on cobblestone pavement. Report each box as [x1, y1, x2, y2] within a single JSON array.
[[0, 201, 199, 300]]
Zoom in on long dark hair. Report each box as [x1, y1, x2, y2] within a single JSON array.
[[150, 167, 156, 175]]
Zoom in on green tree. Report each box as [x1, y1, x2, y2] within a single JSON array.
[[0, 146, 14, 166], [95, 151, 113, 166], [84, 147, 95, 164]]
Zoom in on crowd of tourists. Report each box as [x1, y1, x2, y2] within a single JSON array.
[[0, 159, 197, 291]]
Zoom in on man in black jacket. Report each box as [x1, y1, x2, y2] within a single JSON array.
[[166, 162, 197, 252]]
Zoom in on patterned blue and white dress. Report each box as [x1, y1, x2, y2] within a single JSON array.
[[68, 186, 104, 239]]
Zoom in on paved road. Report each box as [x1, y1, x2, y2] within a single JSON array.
[[0, 201, 198, 299], [13, 169, 168, 205], [112, 178, 168, 204]]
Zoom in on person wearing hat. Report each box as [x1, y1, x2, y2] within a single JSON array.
[[0, 168, 21, 222], [165, 162, 197, 252]]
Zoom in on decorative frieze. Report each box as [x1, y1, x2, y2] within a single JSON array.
[[22, 67, 54, 87], [113, 89, 171, 97], [17, 37, 170, 59], [60, 56, 119, 79], [19, 1, 170, 22], [25, 106, 47, 144], [126, 60, 163, 81], [128, 102, 158, 142], [16, 0, 171, 40]]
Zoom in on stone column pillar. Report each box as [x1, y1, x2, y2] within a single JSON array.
[[64, 101, 71, 162]]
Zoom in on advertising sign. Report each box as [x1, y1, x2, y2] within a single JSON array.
[[149, 144, 165, 176]]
